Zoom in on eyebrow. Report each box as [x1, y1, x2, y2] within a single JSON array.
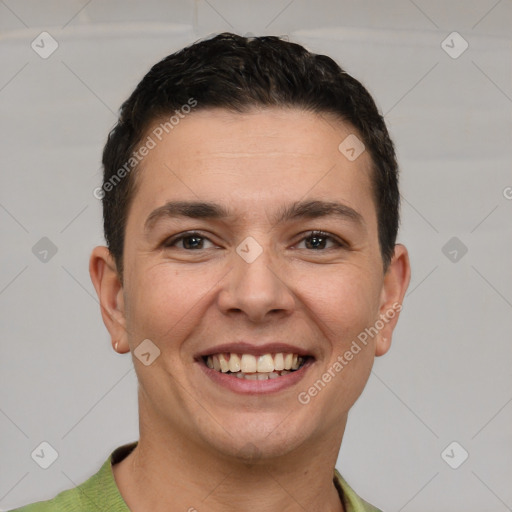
[[144, 199, 366, 232]]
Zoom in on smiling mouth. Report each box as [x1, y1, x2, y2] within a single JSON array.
[[201, 352, 310, 380]]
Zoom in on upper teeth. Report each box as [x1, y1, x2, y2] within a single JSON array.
[[206, 353, 303, 373]]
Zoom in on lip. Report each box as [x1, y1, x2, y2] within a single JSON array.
[[195, 342, 314, 359], [196, 356, 315, 395]]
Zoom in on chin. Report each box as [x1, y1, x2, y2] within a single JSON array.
[[202, 417, 313, 462]]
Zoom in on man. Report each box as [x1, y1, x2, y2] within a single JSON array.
[[11, 32, 410, 511]]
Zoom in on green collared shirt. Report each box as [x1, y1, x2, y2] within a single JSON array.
[[8, 442, 383, 512]]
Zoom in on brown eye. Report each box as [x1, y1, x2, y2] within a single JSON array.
[[296, 231, 344, 250], [164, 232, 214, 250]]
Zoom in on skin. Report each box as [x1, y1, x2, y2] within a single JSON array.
[[90, 107, 410, 512]]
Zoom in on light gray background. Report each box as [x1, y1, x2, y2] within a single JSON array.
[[1, 1, 511, 511]]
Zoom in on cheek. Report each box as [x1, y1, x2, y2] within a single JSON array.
[[307, 267, 380, 412], [295, 263, 381, 342], [124, 263, 220, 347]]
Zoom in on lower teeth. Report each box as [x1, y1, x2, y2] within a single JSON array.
[[232, 370, 293, 380], [203, 356, 307, 380]]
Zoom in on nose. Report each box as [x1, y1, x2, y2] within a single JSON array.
[[217, 237, 296, 324]]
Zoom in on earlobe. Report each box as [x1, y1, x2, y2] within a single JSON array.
[[89, 246, 128, 350], [375, 244, 411, 357], [376, 336, 389, 356]]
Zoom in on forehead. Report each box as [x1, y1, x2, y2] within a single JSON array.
[[128, 107, 376, 230]]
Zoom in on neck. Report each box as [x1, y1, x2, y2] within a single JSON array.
[[113, 398, 346, 512]]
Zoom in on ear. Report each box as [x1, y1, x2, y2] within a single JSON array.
[[374, 244, 411, 357], [89, 246, 128, 353]]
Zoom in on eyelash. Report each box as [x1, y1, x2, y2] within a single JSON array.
[[163, 230, 345, 251]]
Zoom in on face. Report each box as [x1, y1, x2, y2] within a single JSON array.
[[91, 107, 410, 461]]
